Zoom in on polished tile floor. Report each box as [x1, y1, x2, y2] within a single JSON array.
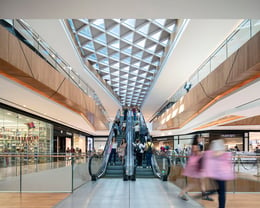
[[54, 178, 203, 208]]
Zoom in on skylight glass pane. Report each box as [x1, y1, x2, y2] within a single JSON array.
[[124, 19, 136, 29], [84, 41, 95, 51], [133, 61, 141, 68], [152, 60, 160, 66], [113, 78, 119, 82], [79, 26, 92, 38], [88, 54, 97, 61], [147, 75, 153, 80], [135, 83, 142, 88], [95, 33, 107, 44], [156, 50, 163, 57], [111, 70, 119, 76], [113, 19, 121, 23], [98, 47, 108, 56], [109, 24, 120, 36], [139, 72, 147, 78], [129, 76, 137, 81], [122, 66, 130, 72], [131, 70, 138, 75], [121, 80, 128, 84], [144, 55, 152, 63], [122, 57, 131, 64], [122, 46, 132, 55], [121, 74, 129, 79], [92, 19, 105, 30], [111, 63, 120, 69], [142, 65, 149, 71], [147, 45, 157, 53], [155, 19, 166, 26], [150, 68, 157, 73], [138, 23, 150, 35], [110, 40, 120, 49], [100, 58, 109, 65], [161, 39, 169, 46], [151, 31, 162, 41], [129, 82, 135, 87], [133, 51, 143, 59], [136, 39, 146, 48], [138, 79, 145, 84], [167, 24, 175, 32], [111, 52, 120, 60], [123, 32, 134, 43]]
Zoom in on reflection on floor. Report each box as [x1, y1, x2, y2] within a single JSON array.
[[54, 178, 203, 208]]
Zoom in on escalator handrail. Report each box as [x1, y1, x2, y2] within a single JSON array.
[[151, 153, 171, 180], [88, 109, 121, 179], [124, 110, 135, 177]]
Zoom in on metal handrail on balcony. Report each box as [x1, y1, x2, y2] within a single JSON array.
[[3, 19, 108, 120], [151, 19, 260, 121]]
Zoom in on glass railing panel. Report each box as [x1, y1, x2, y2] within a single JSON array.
[[168, 153, 260, 193], [72, 156, 90, 189], [21, 154, 72, 192], [198, 61, 211, 82], [0, 154, 92, 192], [252, 20, 260, 36], [227, 20, 251, 57], [0, 154, 21, 192], [210, 44, 226, 71]]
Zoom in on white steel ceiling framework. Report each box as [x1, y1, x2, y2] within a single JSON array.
[[67, 19, 177, 107]]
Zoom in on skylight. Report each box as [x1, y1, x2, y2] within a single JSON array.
[[67, 19, 177, 107]]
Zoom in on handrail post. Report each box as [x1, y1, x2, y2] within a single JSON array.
[[255, 155, 260, 177], [237, 156, 240, 173]]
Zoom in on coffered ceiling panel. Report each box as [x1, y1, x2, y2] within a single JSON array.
[[67, 19, 177, 107]]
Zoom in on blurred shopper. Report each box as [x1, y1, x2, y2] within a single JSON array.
[[108, 137, 118, 165], [203, 139, 235, 208], [118, 138, 127, 164], [178, 135, 213, 201]]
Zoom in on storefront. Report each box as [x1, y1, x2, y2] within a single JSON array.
[[249, 132, 260, 152], [0, 107, 53, 155]]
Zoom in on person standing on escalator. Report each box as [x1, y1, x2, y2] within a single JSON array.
[[133, 139, 145, 167], [108, 137, 118, 165], [145, 138, 154, 168]]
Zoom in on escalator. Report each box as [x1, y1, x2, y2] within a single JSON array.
[[88, 109, 171, 181], [133, 112, 171, 180]]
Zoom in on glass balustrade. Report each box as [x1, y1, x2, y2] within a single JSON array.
[[0, 153, 90, 192]]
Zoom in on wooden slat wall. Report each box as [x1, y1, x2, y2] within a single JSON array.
[[154, 31, 260, 130], [0, 25, 108, 130]]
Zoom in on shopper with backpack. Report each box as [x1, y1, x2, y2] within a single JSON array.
[[132, 139, 145, 167], [145, 138, 154, 168]]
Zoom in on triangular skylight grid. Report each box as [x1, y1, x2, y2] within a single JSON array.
[[68, 19, 177, 107]]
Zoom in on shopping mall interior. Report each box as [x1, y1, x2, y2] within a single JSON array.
[[0, 0, 260, 207]]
